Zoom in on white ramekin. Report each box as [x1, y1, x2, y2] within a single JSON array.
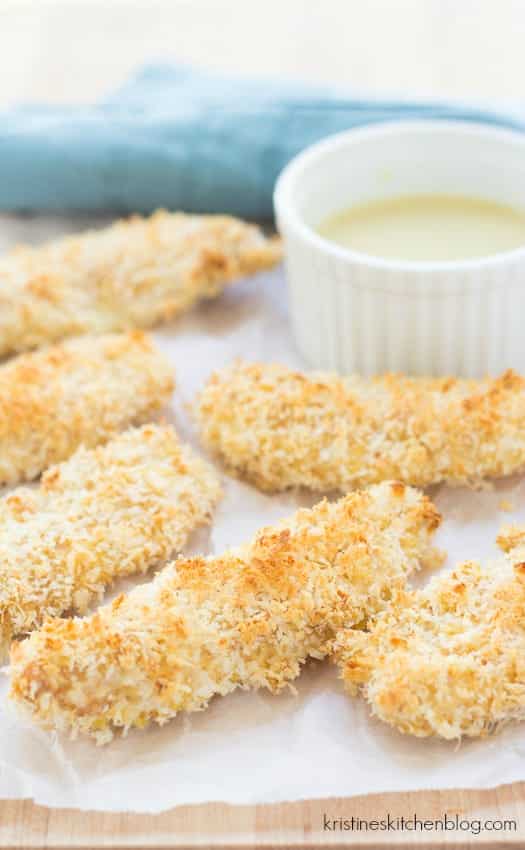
[[274, 120, 525, 377]]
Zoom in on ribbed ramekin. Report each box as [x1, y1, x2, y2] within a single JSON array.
[[274, 121, 525, 377]]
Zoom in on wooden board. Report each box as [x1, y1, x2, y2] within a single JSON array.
[[0, 785, 523, 848]]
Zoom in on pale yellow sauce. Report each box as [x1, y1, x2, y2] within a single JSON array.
[[317, 194, 525, 262]]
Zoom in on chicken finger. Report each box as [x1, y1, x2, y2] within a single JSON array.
[[0, 211, 281, 356], [197, 361, 525, 491], [0, 424, 220, 659], [0, 331, 173, 485], [10, 481, 441, 743], [339, 526, 525, 739]]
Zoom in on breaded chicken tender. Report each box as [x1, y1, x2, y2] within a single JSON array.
[[339, 528, 525, 740], [9, 481, 440, 743], [0, 425, 220, 659], [197, 361, 525, 491], [0, 331, 173, 485], [0, 211, 281, 356]]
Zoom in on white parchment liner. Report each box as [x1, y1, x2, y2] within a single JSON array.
[[0, 246, 524, 812]]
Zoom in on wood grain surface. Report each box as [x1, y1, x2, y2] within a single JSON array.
[[0, 785, 524, 848], [1, 3, 525, 847]]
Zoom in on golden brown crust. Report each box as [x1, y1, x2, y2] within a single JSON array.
[[9, 481, 440, 743], [338, 532, 525, 740], [0, 331, 174, 485], [0, 212, 281, 356], [0, 424, 220, 658], [196, 361, 525, 491]]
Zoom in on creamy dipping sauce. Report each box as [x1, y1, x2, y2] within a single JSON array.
[[317, 194, 525, 262]]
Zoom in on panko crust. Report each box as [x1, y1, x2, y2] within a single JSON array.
[[0, 424, 220, 659], [196, 361, 525, 491], [9, 481, 440, 743], [0, 211, 282, 356], [339, 532, 525, 740], [0, 331, 174, 485]]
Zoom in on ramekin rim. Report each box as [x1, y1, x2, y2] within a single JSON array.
[[273, 119, 525, 274]]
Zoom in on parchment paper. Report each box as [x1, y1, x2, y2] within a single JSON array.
[[1, 236, 525, 812]]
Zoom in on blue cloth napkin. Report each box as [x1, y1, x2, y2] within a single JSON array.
[[0, 64, 523, 219]]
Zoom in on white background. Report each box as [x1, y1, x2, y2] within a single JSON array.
[[0, 0, 525, 106]]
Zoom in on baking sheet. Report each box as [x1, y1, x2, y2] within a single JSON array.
[[1, 240, 525, 812]]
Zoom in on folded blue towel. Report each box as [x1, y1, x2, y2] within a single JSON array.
[[0, 64, 522, 219]]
